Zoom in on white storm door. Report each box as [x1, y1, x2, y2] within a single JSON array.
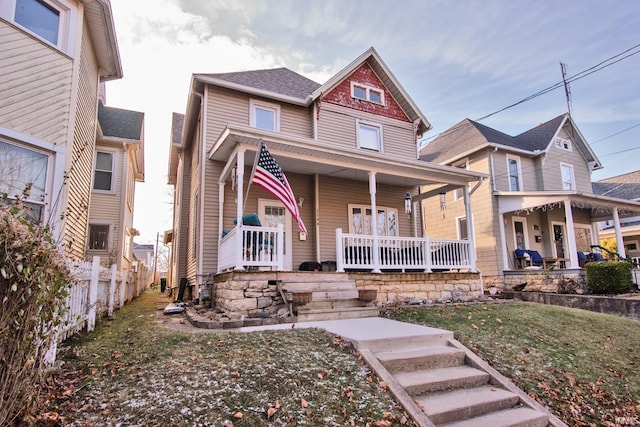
[[258, 199, 293, 270]]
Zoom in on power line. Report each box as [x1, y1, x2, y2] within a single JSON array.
[[590, 122, 640, 145], [419, 42, 640, 147]]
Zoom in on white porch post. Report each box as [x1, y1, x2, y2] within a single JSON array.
[[369, 172, 381, 273], [499, 213, 510, 271], [613, 207, 626, 259], [217, 182, 225, 273], [234, 151, 245, 271], [463, 186, 477, 272], [563, 200, 579, 268]]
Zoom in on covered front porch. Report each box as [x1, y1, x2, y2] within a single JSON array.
[[211, 126, 485, 275], [497, 191, 640, 274]]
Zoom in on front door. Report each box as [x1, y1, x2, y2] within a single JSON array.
[[258, 199, 293, 270], [512, 217, 529, 249], [552, 223, 566, 258]]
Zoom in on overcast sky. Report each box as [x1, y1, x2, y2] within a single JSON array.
[[105, 0, 640, 245]]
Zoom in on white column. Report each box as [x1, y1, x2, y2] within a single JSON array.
[[463, 186, 477, 272], [564, 200, 579, 268], [217, 182, 225, 273], [369, 172, 381, 273], [499, 214, 510, 271], [234, 151, 245, 271], [613, 208, 626, 259]]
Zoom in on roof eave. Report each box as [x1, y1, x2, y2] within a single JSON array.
[[194, 74, 308, 106], [83, 0, 123, 81]]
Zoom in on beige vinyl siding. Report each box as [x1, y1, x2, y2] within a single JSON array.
[[317, 175, 416, 263], [0, 21, 73, 145], [64, 27, 99, 260], [492, 150, 538, 192], [541, 141, 592, 193], [175, 154, 191, 282], [186, 128, 201, 281], [317, 104, 417, 161]]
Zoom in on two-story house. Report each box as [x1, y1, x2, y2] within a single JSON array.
[[593, 170, 640, 265], [0, 0, 122, 260], [88, 95, 145, 277], [167, 47, 486, 306], [420, 113, 640, 289]]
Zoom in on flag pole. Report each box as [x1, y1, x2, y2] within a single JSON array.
[[243, 142, 262, 212]]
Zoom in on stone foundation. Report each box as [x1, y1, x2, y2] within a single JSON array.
[[214, 278, 287, 319], [348, 271, 483, 304], [503, 269, 587, 294]]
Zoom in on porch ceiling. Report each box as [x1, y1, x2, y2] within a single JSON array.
[[496, 191, 640, 220], [208, 125, 486, 187]]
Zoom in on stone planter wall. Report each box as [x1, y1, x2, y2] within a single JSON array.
[[349, 272, 483, 304], [214, 279, 285, 319], [503, 269, 587, 294]]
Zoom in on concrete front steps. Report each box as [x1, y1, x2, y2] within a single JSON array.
[[351, 323, 566, 427], [280, 273, 379, 322]]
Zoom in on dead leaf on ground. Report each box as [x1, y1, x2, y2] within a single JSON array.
[[233, 411, 243, 419], [301, 397, 308, 408]]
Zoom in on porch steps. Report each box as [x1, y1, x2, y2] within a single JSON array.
[[280, 274, 380, 322], [370, 342, 559, 426]]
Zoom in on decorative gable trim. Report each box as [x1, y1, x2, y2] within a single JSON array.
[[322, 63, 410, 122]]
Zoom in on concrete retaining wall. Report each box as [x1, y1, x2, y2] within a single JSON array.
[[503, 291, 640, 321]]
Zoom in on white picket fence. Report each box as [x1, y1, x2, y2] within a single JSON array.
[[45, 256, 149, 362]]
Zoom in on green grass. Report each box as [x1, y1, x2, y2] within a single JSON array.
[[386, 302, 640, 426], [44, 291, 414, 426]]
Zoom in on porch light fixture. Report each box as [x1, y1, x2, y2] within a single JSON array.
[[404, 192, 412, 215]]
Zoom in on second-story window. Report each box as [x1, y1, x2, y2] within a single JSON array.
[[250, 99, 280, 132], [350, 82, 384, 105], [356, 119, 383, 152], [507, 155, 522, 191], [94, 151, 114, 192], [560, 163, 575, 190]]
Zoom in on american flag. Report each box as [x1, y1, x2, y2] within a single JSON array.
[[251, 143, 307, 233]]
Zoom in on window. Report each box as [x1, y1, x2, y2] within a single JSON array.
[[457, 216, 468, 240], [93, 151, 114, 191], [15, 0, 59, 44], [88, 223, 110, 250], [625, 241, 639, 252], [554, 137, 572, 151], [0, 140, 48, 222], [560, 163, 575, 190], [350, 82, 384, 105], [250, 100, 280, 132], [507, 155, 522, 191], [356, 119, 383, 152], [348, 205, 398, 236], [513, 217, 528, 250]]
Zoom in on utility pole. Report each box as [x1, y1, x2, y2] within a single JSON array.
[[560, 62, 572, 117]]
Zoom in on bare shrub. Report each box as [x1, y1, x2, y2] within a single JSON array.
[[0, 197, 71, 425]]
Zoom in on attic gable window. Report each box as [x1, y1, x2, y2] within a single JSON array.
[[554, 137, 572, 151], [350, 82, 384, 105]]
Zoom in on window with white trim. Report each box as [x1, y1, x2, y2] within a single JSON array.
[[554, 137, 572, 151], [356, 119, 383, 152], [93, 151, 114, 191], [457, 216, 468, 240], [88, 223, 110, 251], [0, 140, 48, 222], [560, 163, 575, 190], [1, 0, 75, 54], [506, 154, 522, 191], [350, 82, 384, 105], [250, 99, 280, 132], [348, 205, 398, 236]]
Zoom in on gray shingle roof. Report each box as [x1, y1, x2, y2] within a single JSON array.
[[593, 171, 640, 200], [420, 114, 567, 163], [199, 68, 321, 100], [98, 102, 144, 140]]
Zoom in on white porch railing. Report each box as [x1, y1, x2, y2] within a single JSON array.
[[218, 225, 284, 272], [336, 228, 472, 272]]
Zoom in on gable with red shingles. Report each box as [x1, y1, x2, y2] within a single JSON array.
[[321, 63, 410, 123]]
